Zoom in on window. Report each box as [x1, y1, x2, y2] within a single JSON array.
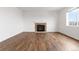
[[66, 8, 79, 26]]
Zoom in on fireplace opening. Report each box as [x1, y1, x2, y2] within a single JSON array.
[[37, 25, 45, 31], [35, 23, 46, 32]]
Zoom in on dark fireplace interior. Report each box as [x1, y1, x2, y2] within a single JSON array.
[[37, 25, 45, 31]]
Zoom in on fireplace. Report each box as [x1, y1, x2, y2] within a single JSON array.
[[35, 23, 46, 33]]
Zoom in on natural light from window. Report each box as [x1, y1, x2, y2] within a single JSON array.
[[66, 8, 79, 27]]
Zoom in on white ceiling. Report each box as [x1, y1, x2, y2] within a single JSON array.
[[19, 7, 64, 12]]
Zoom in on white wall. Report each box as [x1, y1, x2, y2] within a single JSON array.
[[59, 8, 79, 40], [23, 11, 59, 32], [0, 7, 24, 42]]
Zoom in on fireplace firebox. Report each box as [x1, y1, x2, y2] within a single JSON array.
[[35, 23, 46, 33]]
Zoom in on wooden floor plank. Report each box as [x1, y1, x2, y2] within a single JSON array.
[[0, 32, 79, 51]]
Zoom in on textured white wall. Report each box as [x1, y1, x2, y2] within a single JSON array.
[[0, 7, 24, 42], [23, 11, 59, 32], [59, 8, 79, 40]]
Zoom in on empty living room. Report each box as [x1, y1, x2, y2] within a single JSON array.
[[0, 7, 79, 51]]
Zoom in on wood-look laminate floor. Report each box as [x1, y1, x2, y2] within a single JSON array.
[[0, 32, 79, 51]]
